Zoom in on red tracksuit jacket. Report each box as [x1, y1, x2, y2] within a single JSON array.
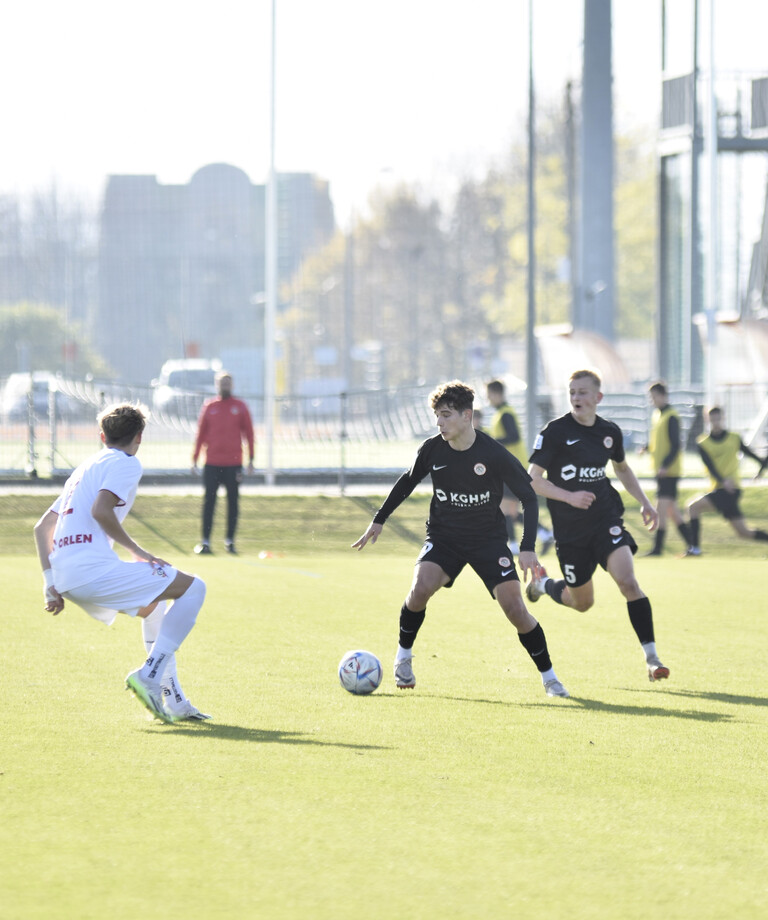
[[193, 397, 255, 467]]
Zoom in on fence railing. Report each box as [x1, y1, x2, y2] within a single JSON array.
[[2, 374, 766, 484]]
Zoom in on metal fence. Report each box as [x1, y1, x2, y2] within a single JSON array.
[[0, 375, 439, 484], [1, 373, 766, 485]]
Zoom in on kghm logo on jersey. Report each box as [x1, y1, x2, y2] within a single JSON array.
[[435, 488, 491, 506], [561, 464, 606, 483], [474, 463, 486, 476]]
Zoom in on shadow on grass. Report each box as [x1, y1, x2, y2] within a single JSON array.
[[563, 695, 733, 721], [431, 693, 735, 722], [647, 688, 768, 708], [148, 722, 391, 749]]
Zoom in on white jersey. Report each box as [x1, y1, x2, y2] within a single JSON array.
[[49, 447, 143, 592]]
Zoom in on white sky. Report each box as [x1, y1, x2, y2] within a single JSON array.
[[0, 0, 765, 222]]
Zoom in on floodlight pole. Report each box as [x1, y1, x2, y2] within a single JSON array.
[[704, 0, 718, 406], [525, 0, 537, 446], [264, 0, 277, 486]]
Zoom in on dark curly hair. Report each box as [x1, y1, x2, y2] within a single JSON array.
[[429, 381, 475, 414]]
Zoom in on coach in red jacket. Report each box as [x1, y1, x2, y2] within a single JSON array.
[[192, 372, 255, 555]]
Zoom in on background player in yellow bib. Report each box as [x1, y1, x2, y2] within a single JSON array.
[[684, 406, 768, 555], [644, 381, 693, 555], [486, 379, 553, 554]]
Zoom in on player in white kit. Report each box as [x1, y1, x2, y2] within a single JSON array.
[[33, 403, 209, 723]]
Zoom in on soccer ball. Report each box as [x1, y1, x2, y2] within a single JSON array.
[[338, 650, 382, 695]]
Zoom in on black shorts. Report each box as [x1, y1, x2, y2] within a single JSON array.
[[554, 520, 637, 589], [656, 476, 679, 500], [417, 536, 519, 598], [707, 488, 742, 520]]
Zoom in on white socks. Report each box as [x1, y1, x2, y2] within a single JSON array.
[[156, 577, 205, 647], [395, 644, 413, 662], [139, 578, 206, 685], [642, 641, 658, 662]]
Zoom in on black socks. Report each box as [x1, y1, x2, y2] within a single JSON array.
[[517, 623, 553, 673], [399, 604, 426, 649], [627, 596, 654, 645]]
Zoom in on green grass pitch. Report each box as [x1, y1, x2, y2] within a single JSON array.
[[2, 490, 768, 918]]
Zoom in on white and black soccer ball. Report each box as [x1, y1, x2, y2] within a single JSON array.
[[338, 649, 382, 695]]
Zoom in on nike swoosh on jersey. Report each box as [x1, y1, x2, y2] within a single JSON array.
[[501, 569, 513, 576], [566, 439, 580, 445], [432, 464, 448, 470], [611, 536, 622, 544]]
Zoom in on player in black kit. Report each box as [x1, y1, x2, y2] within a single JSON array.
[[526, 369, 669, 683], [352, 380, 569, 698]]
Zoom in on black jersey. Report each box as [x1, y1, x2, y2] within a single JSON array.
[[374, 429, 539, 550], [529, 412, 626, 540]]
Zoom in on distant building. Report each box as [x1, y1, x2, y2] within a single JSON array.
[[97, 164, 335, 384]]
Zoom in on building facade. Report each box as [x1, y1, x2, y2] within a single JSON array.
[[97, 164, 335, 385]]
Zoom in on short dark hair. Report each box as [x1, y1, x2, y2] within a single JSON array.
[[486, 379, 505, 396], [98, 403, 146, 446], [429, 380, 475, 414], [649, 381, 668, 396]]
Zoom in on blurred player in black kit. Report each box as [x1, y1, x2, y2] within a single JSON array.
[[353, 380, 569, 698], [526, 369, 670, 683]]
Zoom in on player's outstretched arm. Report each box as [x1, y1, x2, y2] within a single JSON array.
[[352, 522, 383, 551], [612, 460, 658, 531], [91, 491, 171, 567], [33, 509, 65, 614], [352, 467, 420, 551]]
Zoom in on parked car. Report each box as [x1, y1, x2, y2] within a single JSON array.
[[151, 359, 221, 419], [0, 371, 79, 423]]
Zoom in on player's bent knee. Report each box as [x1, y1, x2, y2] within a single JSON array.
[[505, 602, 535, 630], [616, 580, 641, 600], [182, 576, 206, 604], [157, 571, 205, 602], [570, 595, 594, 612], [408, 585, 437, 608]]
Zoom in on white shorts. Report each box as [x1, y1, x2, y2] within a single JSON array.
[[63, 560, 180, 626]]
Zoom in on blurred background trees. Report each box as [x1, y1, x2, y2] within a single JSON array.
[[280, 113, 655, 394], [0, 114, 655, 390]]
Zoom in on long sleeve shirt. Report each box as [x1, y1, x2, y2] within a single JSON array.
[[373, 430, 539, 552], [193, 397, 255, 467]]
